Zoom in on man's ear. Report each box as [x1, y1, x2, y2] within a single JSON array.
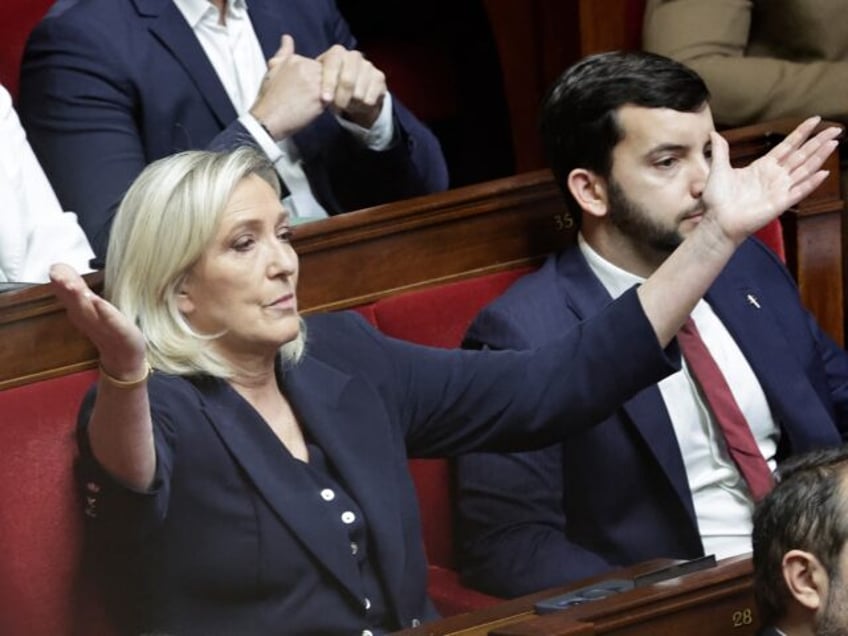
[[566, 169, 608, 220], [782, 549, 828, 612]]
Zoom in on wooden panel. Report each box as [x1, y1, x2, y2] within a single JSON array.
[[293, 171, 571, 312], [0, 119, 842, 390], [579, 0, 646, 56], [392, 556, 754, 636], [483, 0, 581, 172], [490, 558, 755, 636], [0, 171, 574, 390]]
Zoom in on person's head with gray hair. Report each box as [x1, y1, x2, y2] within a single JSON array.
[[752, 445, 848, 635]]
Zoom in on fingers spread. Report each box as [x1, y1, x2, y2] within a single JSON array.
[[770, 116, 822, 164], [787, 135, 839, 187], [789, 169, 830, 203]]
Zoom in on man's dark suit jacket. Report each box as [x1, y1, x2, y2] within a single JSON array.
[[456, 239, 848, 598], [78, 302, 677, 635], [19, 0, 448, 259]]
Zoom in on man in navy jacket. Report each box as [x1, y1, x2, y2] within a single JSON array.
[[456, 51, 848, 598], [19, 0, 448, 260]]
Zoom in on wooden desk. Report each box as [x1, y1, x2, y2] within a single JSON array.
[[0, 118, 842, 389], [393, 555, 756, 636], [0, 169, 572, 390]]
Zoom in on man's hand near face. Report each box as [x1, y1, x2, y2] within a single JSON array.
[[701, 116, 840, 248]]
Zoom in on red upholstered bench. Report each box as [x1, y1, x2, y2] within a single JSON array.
[[0, 0, 53, 100], [0, 369, 115, 636]]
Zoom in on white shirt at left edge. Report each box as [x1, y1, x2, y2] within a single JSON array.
[[0, 84, 94, 283]]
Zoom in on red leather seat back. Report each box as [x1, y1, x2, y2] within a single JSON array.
[[0, 0, 53, 100], [754, 220, 786, 262], [0, 369, 115, 636]]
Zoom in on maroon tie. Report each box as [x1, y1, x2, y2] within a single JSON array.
[[677, 318, 774, 501]]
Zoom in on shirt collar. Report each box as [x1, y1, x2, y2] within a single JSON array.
[[172, 0, 248, 29], [577, 233, 645, 300]]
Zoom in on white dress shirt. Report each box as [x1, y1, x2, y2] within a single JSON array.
[[173, 0, 395, 221], [0, 84, 94, 283], [579, 235, 780, 559]]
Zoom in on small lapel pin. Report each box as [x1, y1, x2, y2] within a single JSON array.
[[747, 293, 761, 309]]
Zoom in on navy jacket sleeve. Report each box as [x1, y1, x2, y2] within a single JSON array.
[[343, 288, 680, 457]]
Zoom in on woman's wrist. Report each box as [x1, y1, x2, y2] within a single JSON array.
[[99, 360, 152, 389]]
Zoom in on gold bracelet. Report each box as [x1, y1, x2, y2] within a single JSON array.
[[98, 361, 152, 389]]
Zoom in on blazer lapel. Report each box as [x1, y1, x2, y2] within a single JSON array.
[[705, 268, 841, 453], [197, 367, 364, 601], [134, 0, 237, 128], [243, 0, 284, 59], [284, 356, 407, 611], [558, 249, 696, 519]]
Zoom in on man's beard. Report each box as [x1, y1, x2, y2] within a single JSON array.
[[606, 177, 700, 256], [816, 567, 848, 636]]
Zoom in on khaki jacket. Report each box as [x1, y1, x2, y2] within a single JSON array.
[[643, 0, 848, 127]]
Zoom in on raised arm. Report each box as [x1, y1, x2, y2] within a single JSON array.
[[643, 0, 848, 127], [50, 264, 154, 491]]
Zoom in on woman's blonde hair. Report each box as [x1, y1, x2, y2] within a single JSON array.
[[104, 146, 305, 377]]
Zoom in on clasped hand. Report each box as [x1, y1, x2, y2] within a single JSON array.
[[250, 34, 387, 140]]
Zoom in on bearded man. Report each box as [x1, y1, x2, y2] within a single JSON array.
[[455, 51, 848, 598]]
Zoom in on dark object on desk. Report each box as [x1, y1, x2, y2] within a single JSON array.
[[534, 555, 717, 614], [633, 553, 716, 587], [534, 579, 634, 614]]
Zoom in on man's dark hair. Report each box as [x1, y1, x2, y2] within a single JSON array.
[[539, 50, 709, 223], [752, 445, 848, 625]]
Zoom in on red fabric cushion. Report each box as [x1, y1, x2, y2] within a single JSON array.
[[370, 268, 532, 348], [408, 458, 455, 567], [0, 370, 115, 636], [0, 0, 53, 100], [754, 218, 786, 263], [352, 302, 378, 325]]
